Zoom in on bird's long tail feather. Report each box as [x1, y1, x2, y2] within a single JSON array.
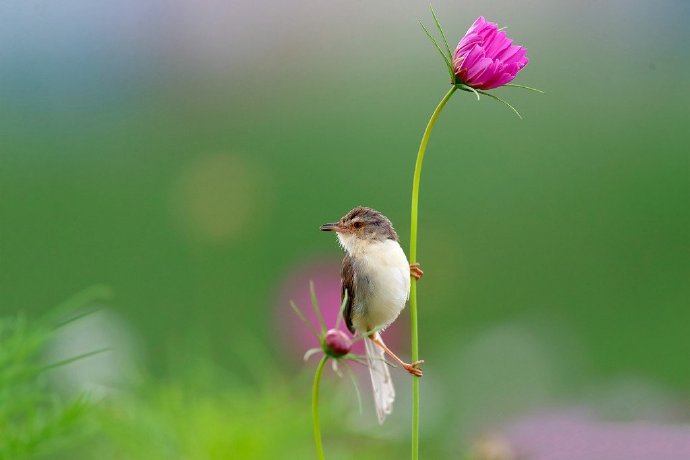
[[364, 333, 395, 424]]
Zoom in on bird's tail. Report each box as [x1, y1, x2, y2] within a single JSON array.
[[364, 333, 395, 424]]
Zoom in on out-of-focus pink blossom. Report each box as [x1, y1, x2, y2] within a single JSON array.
[[274, 258, 406, 362], [453, 17, 528, 90], [274, 259, 344, 357], [473, 409, 690, 460]]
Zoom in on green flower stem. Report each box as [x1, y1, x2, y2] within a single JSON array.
[[312, 354, 328, 460], [409, 85, 457, 460]]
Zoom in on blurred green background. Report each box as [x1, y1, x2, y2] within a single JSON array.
[[1, 0, 689, 458]]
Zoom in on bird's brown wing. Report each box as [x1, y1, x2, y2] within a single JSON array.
[[341, 254, 356, 334]]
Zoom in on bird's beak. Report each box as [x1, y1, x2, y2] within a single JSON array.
[[320, 222, 340, 232]]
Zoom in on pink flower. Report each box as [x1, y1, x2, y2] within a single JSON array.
[[453, 17, 528, 90]]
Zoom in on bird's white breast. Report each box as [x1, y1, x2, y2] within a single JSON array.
[[340, 236, 410, 333]]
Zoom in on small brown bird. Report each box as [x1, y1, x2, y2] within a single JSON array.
[[320, 206, 424, 423]]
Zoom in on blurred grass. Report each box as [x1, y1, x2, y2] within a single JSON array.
[[0, 312, 92, 459]]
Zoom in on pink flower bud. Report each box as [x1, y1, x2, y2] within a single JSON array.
[[323, 329, 352, 358]]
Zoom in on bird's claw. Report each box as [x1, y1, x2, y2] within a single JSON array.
[[403, 360, 424, 377], [410, 262, 424, 281]]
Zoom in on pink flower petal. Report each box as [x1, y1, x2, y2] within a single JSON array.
[[484, 31, 512, 59], [472, 60, 503, 88], [495, 44, 522, 62], [503, 46, 528, 67], [455, 43, 485, 75], [456, 33, 482, 57], [482, 70, 518, 90], [478, 25, 499, 48], [466, 16, 487, 35], [466, 57, 494, 83]]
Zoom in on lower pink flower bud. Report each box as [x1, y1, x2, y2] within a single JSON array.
[[323, 329, 352, 358]]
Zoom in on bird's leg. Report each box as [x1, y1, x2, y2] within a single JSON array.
[[410, 262, 424, 281], [370, 334, 424, 377]]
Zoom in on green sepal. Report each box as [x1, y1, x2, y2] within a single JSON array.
[[419, 21, 455, 82], [303, 347, 322, 361], [309, 280, 326, 333], [505, 83, 545, 93], [455, 83, 480, 101], [476, 90, 523, 119], [334, 289, 348, 330], [290, 300, 320, 340], [429, 4, 452, 63]]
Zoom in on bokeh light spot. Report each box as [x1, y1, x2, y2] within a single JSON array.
[[170, 153, 268, 246]]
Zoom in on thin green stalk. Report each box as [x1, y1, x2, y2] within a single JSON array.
[[312, 355, 328, 460], [409, 85, 457, 459]]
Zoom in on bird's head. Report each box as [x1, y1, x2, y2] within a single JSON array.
[[320, 207, 398, 247]]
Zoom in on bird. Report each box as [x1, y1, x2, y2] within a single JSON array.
[[320, 206, 424, 423]]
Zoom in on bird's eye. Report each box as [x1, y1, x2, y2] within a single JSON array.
[[353, 221, 363, 228]]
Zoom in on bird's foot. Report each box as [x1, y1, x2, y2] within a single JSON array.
[[402, 360, 424, 377], [410, 262, 424, 281]]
